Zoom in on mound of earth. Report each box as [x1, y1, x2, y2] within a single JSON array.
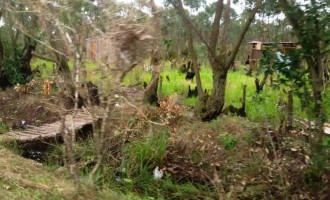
[[0, 89, 61, 131]]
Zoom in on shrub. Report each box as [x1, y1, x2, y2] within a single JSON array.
[[3, 56, 32, 85], [0, 121, 9, 133]]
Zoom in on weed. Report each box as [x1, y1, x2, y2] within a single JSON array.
[[219, 133, 238, 150], [122, 130, 168, 176], [243, 132, 255, 144], [0, 121, 9, 133], [44, 144, 65, 169], [303, 167, 323, 189], [0, 139, 23, 155], [241, 184, 269, 199], [160, 178, 215, 199]]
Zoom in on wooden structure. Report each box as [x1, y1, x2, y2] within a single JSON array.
[[246, 41, 299, 74], [0, 111, 97, 143], [86, 35, 116, 63]]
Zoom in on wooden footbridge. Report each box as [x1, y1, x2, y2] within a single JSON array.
[[0, 110, 98, 143]]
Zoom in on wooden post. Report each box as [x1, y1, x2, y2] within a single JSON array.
[[158, 75, 163, 102], [287, 90, 293, 130], [242, 85, 247, 112]]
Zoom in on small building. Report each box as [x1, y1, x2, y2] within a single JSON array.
[[246, 41, 299, 74], [279, 42, 300, 55], [86, 35, 116, 63]]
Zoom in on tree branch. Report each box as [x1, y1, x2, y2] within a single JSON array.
[[225, 0, 263, 68], [171, 1, 212, 55], [219, 0, 230, 58], [209, 0, 224, 57], [32, 52, 56, 63], [278, 0, 304, 39]]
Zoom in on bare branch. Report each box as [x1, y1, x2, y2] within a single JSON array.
[[32, 52, 56, 63], [225, 0, 263, 68], [171, 1, 212, 54], [209, 0, 224, 58], [219, 0, 230, 56]]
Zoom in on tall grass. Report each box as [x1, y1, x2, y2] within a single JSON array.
[[123, 62, 310, 124], [31, 58, 326, 124]]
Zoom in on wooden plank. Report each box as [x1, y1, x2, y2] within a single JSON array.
[[0, 111, 98, 143], [20, 130, 46, 135]]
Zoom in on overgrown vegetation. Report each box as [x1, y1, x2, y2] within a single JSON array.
[[124, 63, 312, 125], [0, 0, 329, 199]]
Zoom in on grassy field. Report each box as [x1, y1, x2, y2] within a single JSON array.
[[123, 62, 310, 125], [30, 58, 329, 126]]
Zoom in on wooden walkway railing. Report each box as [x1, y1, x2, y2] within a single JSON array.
[[0, 111, 97, 143]]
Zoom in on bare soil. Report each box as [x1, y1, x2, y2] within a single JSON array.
[[0, 89, 61, 131]]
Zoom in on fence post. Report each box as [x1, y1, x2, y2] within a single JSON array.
[[287, 90, 293, 131]]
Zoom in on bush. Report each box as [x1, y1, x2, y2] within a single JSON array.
[[2, 50, 32, 85]]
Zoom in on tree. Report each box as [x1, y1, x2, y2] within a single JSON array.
[[278, 0, 330, 165], [160, 7, 186, 60], [0, 9, 10, 89], [171, 0, 263, 121], [0, 0, 39, 89], [173, 0, 204, 98], [144, 0, 162, 105]]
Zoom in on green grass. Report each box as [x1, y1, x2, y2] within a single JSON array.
[[121, 130, 168, 177], [79, 128, 215, 199], [122, 62, 310, 124], [123, 65, 152, 87], [0, 121, 9, 133], [0, 139, 23, 155], [30, 58, 328, 125], [31, 58, 55, 79], [219, 133, 238, 150]]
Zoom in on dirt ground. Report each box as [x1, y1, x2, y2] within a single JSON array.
[[0, 89, 61, 131]]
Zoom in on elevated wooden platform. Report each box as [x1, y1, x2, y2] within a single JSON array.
[[0, 111, 97, 143]]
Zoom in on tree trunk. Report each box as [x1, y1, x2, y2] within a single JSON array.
[[287, 90, 293, 130], [57, 55, 73, 83], [144, 48, 161, 105], [0, 34, 3, 74], [255, 74, 269, 93], [21, 41, 36, 78], [200, 64, 228, 121], [144, 0, 161, 105], [0, 10, 2, 68], [175, 0, 203, 96], [309, 58, 324, 163], [197, 0, 262, 121], [0, 10, 11, 89], [172, 0, 261, 121], [279, 0, 325, 164], [0, 33, 11, 89]]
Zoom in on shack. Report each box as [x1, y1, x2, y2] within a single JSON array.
[[86, 35, 116, 63], [246, 41, 299, 75]]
